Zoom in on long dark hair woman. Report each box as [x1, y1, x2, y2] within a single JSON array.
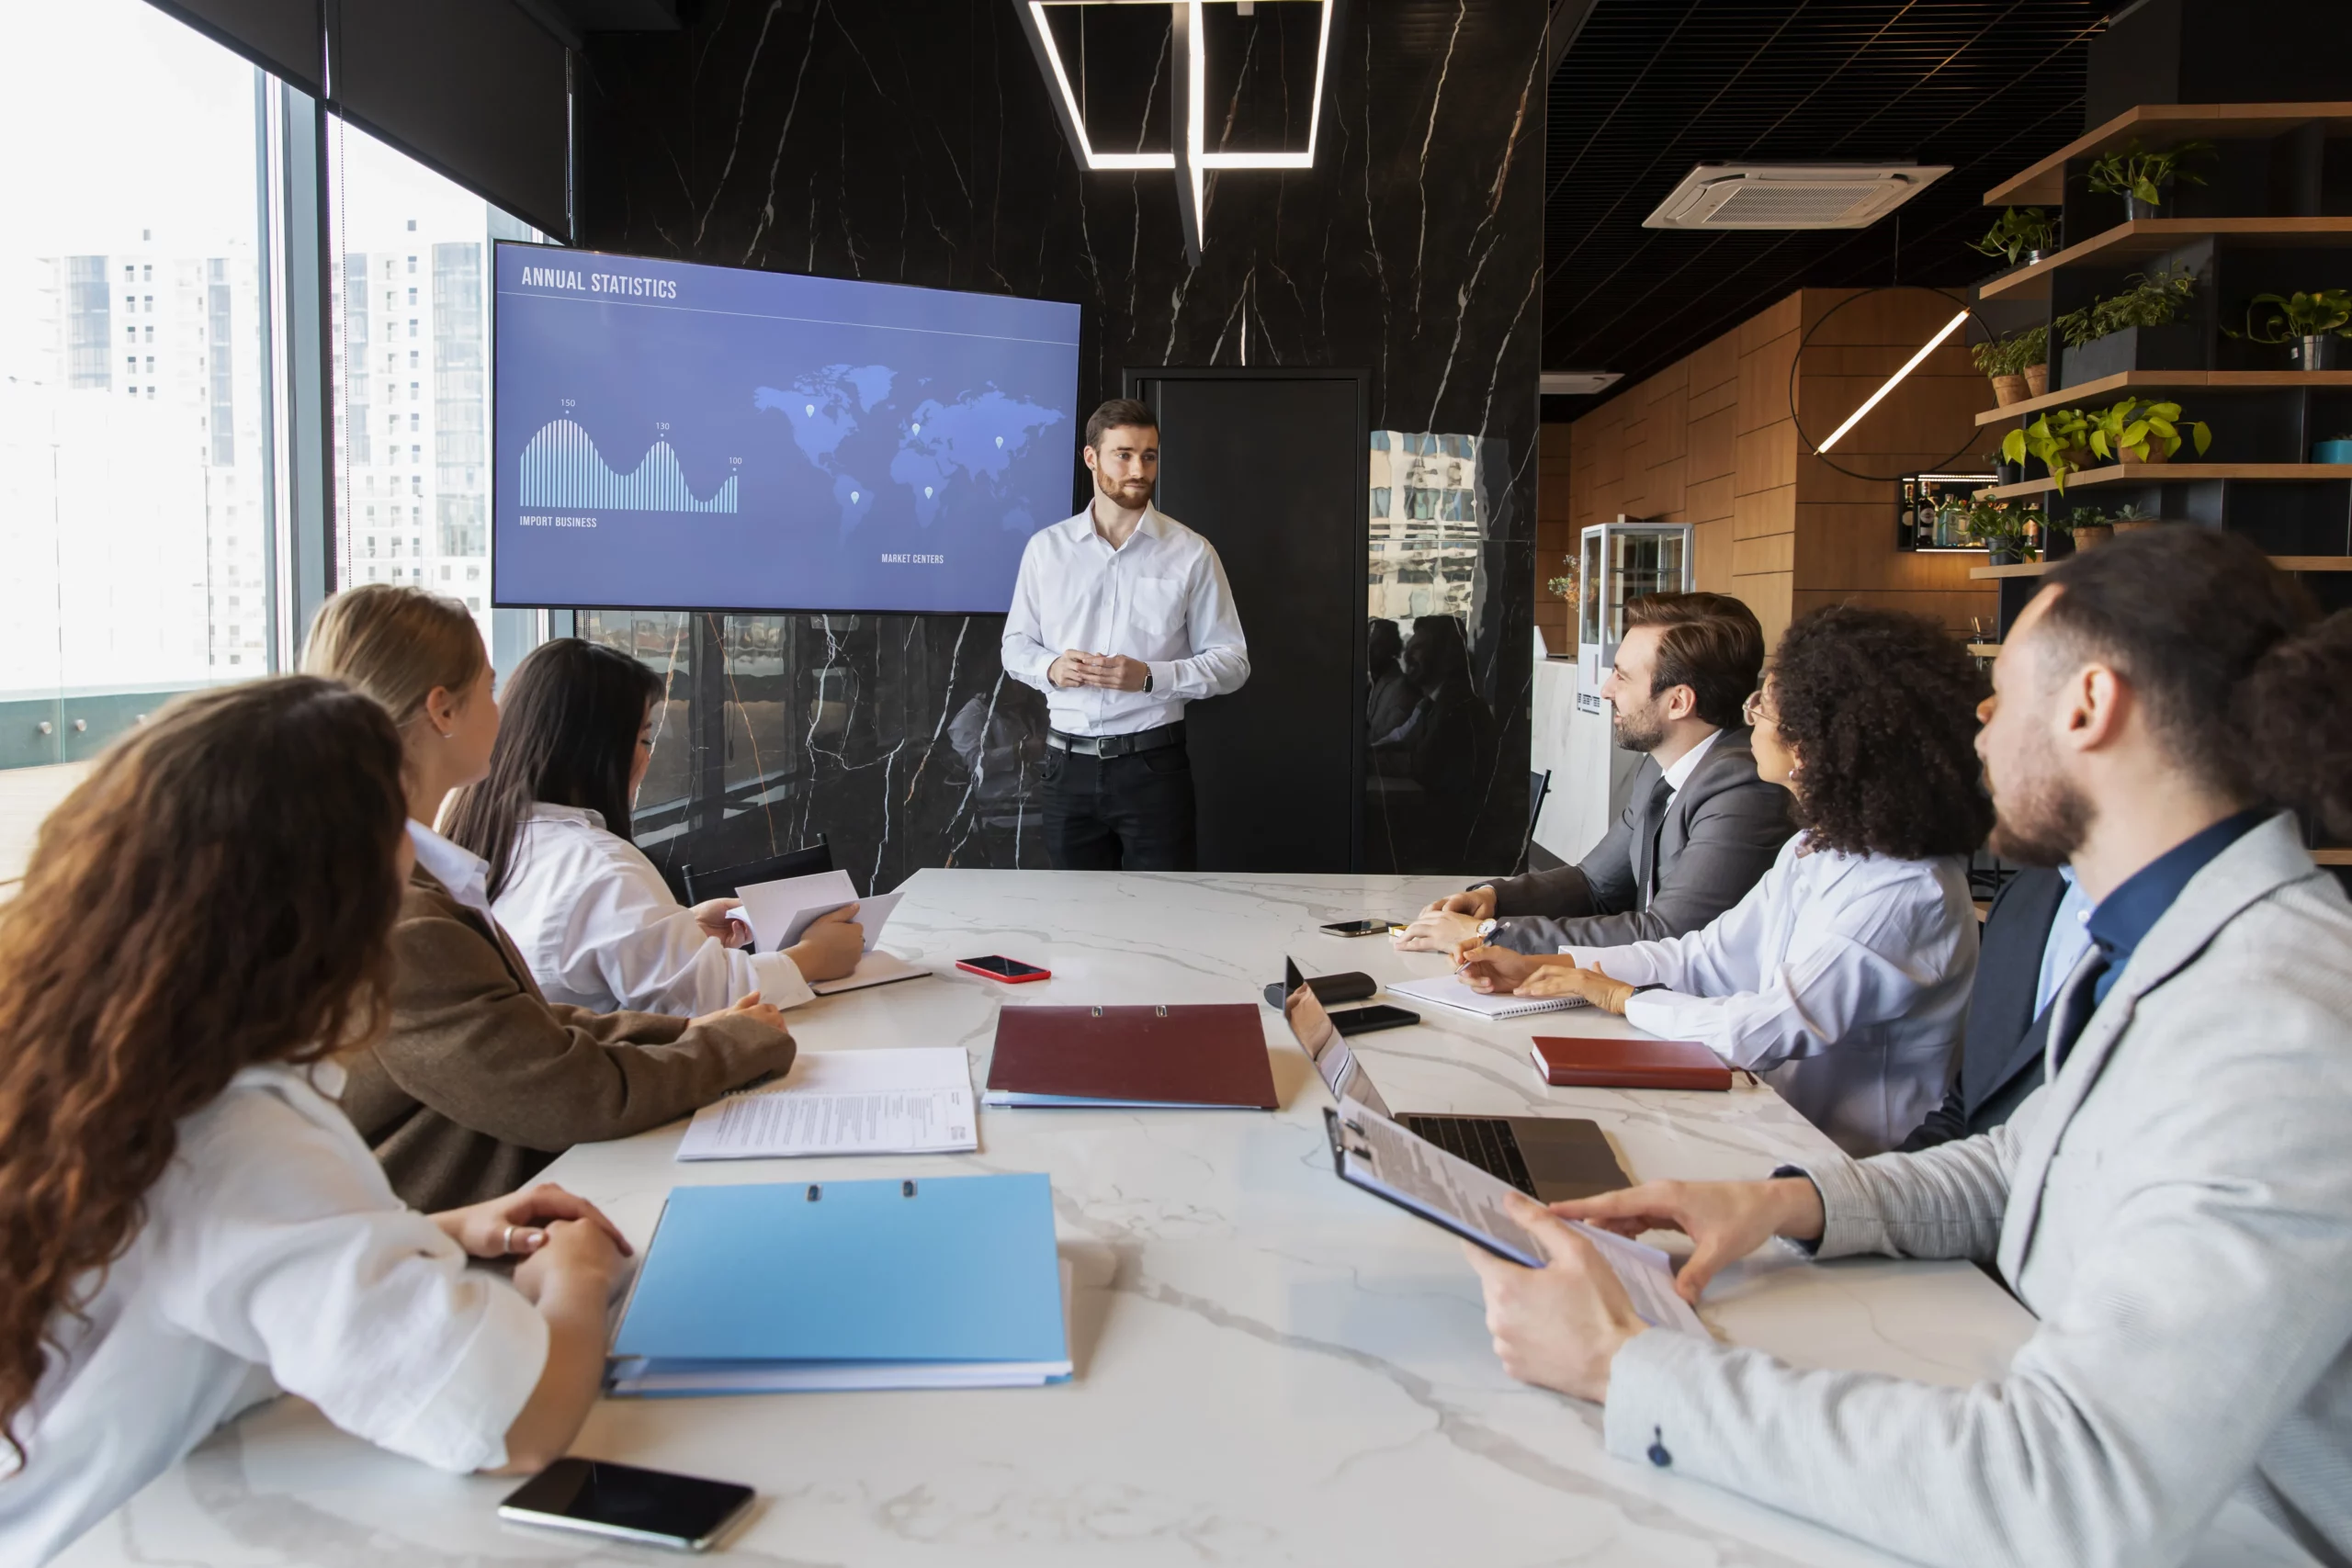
[[1460, 604, 1993, 1156], [0, 679, 628, 1565], [442, 637, 863, 1016]]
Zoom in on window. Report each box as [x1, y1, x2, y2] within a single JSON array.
[[406, 287, 417, 306], [0, 0, 270, 768]]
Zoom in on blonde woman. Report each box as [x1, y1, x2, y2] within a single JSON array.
[[302, 585, 797, 1211]]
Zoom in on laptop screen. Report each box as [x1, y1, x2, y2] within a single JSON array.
[[1282, 957, 1391, 1118]]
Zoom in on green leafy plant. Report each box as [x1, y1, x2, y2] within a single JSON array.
[[2086, 139, 2212, 209], [1544, 555, 1581, 602], [1963, 499, 2041, 558], [2001, 406, 2094, 492], [1970, 324, 2051, 378], [2108, 502, 2158, 525], [2226, 288, 2352, 344], [2064, 505, 2109, 531], [2086, 398, 2212, 463], [2055, 269, 2199, 349], [1969, 207, 2057, 266]]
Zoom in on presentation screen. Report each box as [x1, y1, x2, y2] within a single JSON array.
[[492, 243, 1081, 613]]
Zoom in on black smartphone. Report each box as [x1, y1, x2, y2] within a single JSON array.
[[499, 1458, 756, 1552], [1329, 1003, 1419, 1036], [1320, 919, 1396, 937], [956, 954, 1053, 983]]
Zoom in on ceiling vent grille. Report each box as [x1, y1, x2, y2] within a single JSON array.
[[1643, 164, 1950, 231]]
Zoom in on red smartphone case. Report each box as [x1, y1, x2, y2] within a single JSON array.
[[958, 957, 1052, 984]]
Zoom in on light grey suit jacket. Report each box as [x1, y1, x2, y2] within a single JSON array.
[[1600, 814, 2352, 1568], [1480, 728, 1793, 953]]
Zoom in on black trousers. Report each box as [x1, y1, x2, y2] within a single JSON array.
[[1042, 743, 1197, 871]]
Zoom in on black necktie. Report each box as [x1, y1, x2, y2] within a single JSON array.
[[1641, 775, 1675, 905], [2046, 944, 2111, 1072]]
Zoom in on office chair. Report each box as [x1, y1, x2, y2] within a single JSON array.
[[678, 834, 833, 905], [1514, 770, 1553, 875]]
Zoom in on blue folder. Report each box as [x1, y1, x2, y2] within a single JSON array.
[[608, 1173, 1070, 1395]]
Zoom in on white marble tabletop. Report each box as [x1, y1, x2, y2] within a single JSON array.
[[64, 871, 2313, 1567]]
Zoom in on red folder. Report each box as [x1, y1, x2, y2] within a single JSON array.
[[1530, 1034, 1735, 1091], [987, 1004, 1279, 1109]]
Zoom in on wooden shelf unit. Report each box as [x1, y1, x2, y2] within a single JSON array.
[[1976, 463, 2352, 501], [1968, 556, 2352, 581], [1973, 370, 2352, 427], [2316, 849, 2352, 867], [1985, 104, 2352, 205], [1979, 218, 2352, 302]]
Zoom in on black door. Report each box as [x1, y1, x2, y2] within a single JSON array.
[[1126, 368, 1367, 872]]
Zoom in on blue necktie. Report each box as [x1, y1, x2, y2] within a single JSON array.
[[2045, 943, 2111, 1073]]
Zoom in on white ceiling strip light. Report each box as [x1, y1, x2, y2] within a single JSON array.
[[1815, 310, 1971, 453], [1016, 0, 1336, 262]]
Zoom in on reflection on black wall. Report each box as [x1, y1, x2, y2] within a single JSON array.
[[575, 0, 1543, 884]]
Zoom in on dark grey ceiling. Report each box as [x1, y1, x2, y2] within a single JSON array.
[[1541, 0, 2116, 419]]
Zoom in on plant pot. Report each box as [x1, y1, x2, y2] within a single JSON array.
[[1986, 544, 2023, 566], [2059, 323, 2204, 389], [2070, 524, 2115, 550], [2135, 441, 2174, 466], [2315, 438, 2352, 464], [2291, 335, 2343, 371], [2110, 518, 2160, 534], [1994, 458, 2024, 487], [2022, 363, 2049, 397], [1990, 374, 2030, 406], [2126, 194, 2160, 221]]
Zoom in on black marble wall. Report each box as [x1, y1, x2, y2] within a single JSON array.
[[574, 0, 1544, 885]]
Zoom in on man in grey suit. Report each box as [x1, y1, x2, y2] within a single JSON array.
[[1396, 592, 1792, 956], [1462, 528, 2352, 1568]]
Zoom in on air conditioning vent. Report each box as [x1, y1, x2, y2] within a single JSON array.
[[1643, 163, 1950, 231], [1539, 371, 1623, 396]]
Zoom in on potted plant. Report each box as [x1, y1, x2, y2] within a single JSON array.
[[2086, 138, 2213, 220], [1969, 207, 2058, 270], [1985, 446, 2024, 488], [2016, 324, 2051, 397], [2055, 269, 2201, 388], [2064, 505, 2114, 550], [2227, 288, 2352, 371], [2106, 502, 2161, 534], [1965, 499, 2037, 566], [2001, 406, 2093, 492], [2086, 397, 2212, 466], [1972, 333, 2031, 406]]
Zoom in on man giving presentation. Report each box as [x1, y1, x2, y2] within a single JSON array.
[[1001, 398, 1250, 870]]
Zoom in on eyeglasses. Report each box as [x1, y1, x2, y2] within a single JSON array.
[[1742, 688, 1776, 728]]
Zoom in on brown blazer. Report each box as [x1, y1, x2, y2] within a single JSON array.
[[339, 866, 797, 1212]]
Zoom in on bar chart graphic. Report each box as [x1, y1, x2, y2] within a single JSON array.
[[518, 417, 739, 513]]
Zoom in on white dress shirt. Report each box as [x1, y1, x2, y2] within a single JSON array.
[[1000, 505, 1250, 737], [1657, 726, 1723, 798], [1566, 833, 1977, 1156], [0, 1063, 548, 1566], [2035, 867, 2093, 1015], [407, 818, 496, 925], [490, 803, 814, 1016]]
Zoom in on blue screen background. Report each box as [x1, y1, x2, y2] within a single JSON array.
[[492, 244, 1081, 613]]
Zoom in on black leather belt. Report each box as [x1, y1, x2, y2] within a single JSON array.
[[1047, 722, 1185, 759]]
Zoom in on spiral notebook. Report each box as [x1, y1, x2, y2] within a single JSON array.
[[1385, 973, 1591, 1021]]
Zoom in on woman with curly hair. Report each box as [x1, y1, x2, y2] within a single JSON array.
[[0, 679, 629, 1565], [1459, 605, 1990, 1154]]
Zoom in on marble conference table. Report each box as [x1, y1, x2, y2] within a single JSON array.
[[67, 871, 2314, 1568]]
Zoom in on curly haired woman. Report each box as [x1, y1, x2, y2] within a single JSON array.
[[0, 679, 630, 1564], [1459, 605, 1993, 1155]]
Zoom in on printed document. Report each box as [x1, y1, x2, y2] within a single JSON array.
[[676, 1047, 976, 1161], [1329, 1100, 1706, 1337], [732, 869, 907, 953]]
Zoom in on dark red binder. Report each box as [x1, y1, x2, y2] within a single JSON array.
[[1530, 1034, 1735, 1091], [986, 1004, 1279, 1109]]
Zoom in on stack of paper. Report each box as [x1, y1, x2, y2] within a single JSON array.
[[1386, 972, 1590, 1021], [607, 1173, 1073, 1395], [730, 870, 923, 995], [676, 1047, 977, 1162]]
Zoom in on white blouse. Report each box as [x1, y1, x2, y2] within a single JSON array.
[[491, 803, 815, 1017], [1566, 833, 1977, 1157], [0, 1063, 548, 1566]]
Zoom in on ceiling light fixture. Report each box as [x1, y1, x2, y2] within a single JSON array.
[[1815, 310, 1971, 453], [1014, 0, 1337, 265]]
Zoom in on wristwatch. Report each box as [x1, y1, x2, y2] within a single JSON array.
[[1476, 918, 1499, 940], [1143, 671, 1154, 693]]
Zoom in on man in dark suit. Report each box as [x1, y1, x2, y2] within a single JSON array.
[[1397, 592, 1793, 955], [1897, 865, 2090, 1149]]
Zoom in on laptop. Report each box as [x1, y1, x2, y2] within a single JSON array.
[[1279, 957, 1631, 1203]]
